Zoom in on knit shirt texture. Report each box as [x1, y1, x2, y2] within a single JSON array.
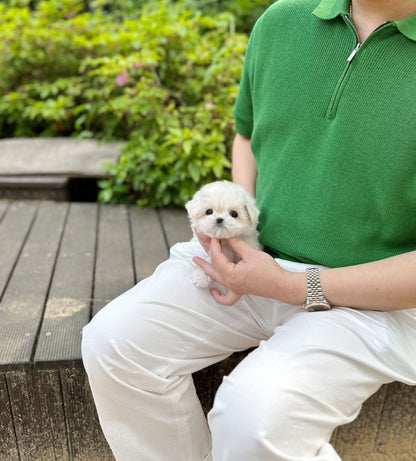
[[234, 0, 416, 267]]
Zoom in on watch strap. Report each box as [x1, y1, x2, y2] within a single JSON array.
[[303, 267, 331, 312]]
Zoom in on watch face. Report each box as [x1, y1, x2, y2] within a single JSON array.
[[304, 302, 331, 312]]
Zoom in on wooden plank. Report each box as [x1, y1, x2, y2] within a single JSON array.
[[0, 138, 122, 177], [374, 382, 416, 457], [333, 384, 387, 458], [0, 373, 19, 461], [92, 205, 135, 316], [159, 208, 192, 248], [6, 369, 70, 461], [342, 453, 404, 461], [0, 199, 9, 221], [60, 367, 115, 461], [0, 202, 38, 300], [0, 176, 69, 201], [35, 203, 98, 366], [193, 367, 214, 415], [0, 203, 68, 369], [129, 207, 168, 282]]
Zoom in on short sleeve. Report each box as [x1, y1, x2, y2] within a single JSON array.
[[233, 36, 254, 138]]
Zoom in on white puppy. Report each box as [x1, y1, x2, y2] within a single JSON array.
[[185, 180, 262, 288]]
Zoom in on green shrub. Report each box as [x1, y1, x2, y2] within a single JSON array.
[[0, 0, 273, 206], [182, 0, 275, 33], [95, 3, 249, 207]]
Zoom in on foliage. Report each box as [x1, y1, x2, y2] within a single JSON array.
[[94, 4, 248, 207], [182, 0, 275, 33], [0, 0, 271, 206]]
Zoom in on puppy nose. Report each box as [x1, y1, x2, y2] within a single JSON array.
[[216, 217, 224, 225]]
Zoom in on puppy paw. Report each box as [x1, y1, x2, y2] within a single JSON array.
[[191, 268, 212, 288]]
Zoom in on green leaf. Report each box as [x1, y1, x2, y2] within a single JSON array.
[[183, 139, 193, 155], [188, 163, 201, 183], [98, 188, 113, 203]]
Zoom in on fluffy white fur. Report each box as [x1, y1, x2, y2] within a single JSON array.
[[185, 180, 262, 288]]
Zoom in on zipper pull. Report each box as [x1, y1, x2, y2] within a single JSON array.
[[347, 42, 361, 62]]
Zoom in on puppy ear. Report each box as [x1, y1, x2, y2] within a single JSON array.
[[244, 198, 260, 226], [185, 191, 200, 218]]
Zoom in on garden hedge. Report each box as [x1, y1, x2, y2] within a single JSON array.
[[0, 0, 273, 206]]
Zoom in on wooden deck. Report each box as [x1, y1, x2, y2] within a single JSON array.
[[0, 201, 192, 370], [0, 201, 193, 461], [1, 200, 416, 460]]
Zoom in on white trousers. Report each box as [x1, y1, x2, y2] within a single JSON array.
[[82, 240, 416, 461]]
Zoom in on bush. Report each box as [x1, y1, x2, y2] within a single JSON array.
[[182, 0, 274, 33], [0, 0, 272, 206], [95, 3, 249, 206]]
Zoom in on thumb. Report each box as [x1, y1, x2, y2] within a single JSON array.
[[210, 287, 241, 306]]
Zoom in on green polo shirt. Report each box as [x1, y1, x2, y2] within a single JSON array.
[[234, 0, 416, 267]]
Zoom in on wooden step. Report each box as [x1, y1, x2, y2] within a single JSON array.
[[0, 175, 69, 200], [1, 200, 415, 460]]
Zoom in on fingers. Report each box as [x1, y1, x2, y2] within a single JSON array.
[[193, 238, 245, 306], [194, 231, 212, 254], [209, 238, 242, 269], [226, 237, 251, 252], [210, 287, 241, 306], [194, 238, 235, 273], [192, 255, 222, 284], [192, 257, 241, 305]]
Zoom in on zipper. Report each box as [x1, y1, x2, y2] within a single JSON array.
[[326, 16, 392, 119], [347, 42, 361, 62], [325, 14, 360, 119], [345, 8, 362, 60]]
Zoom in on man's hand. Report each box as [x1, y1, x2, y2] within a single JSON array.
[[193, 237, 304, 306]]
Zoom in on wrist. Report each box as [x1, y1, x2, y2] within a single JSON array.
[[274, 270, 307, 305]]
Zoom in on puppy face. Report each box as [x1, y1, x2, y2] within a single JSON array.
[[185, 181, 259, 239]]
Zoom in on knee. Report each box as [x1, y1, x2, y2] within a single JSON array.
[[208, 362, 332, 459], [208, 377, 291, 458], [81, 301, 181, 394], [81, 304, 144, 385], [81, 312, 116, 381]]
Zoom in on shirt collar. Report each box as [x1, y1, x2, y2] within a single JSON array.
[[312, 0, 416, 42], [312, 0, 349, 20], [396, 13, 416, 41]]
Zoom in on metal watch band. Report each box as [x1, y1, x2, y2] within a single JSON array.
[[303, 267, 331, 312]]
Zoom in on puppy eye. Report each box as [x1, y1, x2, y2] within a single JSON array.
[[230, 210, 238, 218], [206, 209, 213, 215]]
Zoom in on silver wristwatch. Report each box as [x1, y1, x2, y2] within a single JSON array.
[[303, 267, 331, 312]]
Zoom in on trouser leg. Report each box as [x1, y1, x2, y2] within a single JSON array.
[[209, 308, 416, 461], [82, 241, 276, 461], [83, 241, 416, 461]]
